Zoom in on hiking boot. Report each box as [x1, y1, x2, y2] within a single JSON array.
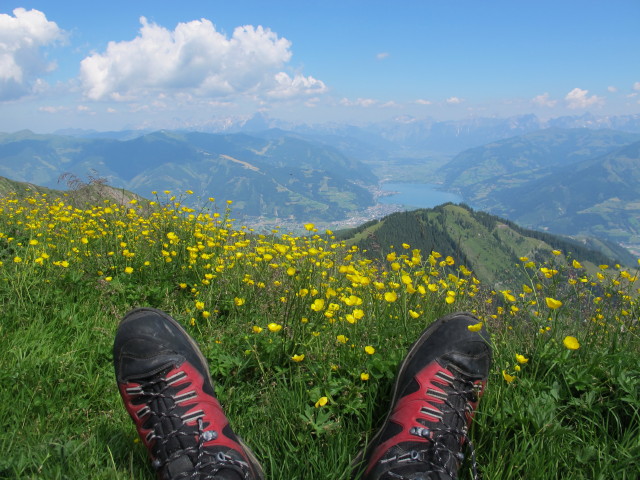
[[113, 307, 264, 480], [354, 312, 492, 480]]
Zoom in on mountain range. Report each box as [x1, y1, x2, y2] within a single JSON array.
[[2, 112, 640, 257], [0, 129, 377, 222], [441, 129, 640, 252]]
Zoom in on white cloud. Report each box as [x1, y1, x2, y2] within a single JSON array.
[[267, 72, 327, 98], [80, 17, 324, 102], [565, 88, 604, 109], [340, 97, 377, 107], [607, 86, 617, 93], [634, 82, 640, 91], [38, 105, 68, 113], [0, 8, 65, 101], [446, 96, 463, 104], [376, 52, 389, 60], [415, 99, 432, 105], [532, 92, 557, 108]]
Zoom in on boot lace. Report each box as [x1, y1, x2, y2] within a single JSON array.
[[126, 368, 253, 479], [381, 371, 483, 480]]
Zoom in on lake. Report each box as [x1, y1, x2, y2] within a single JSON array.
[[378, 183, 463, 209]]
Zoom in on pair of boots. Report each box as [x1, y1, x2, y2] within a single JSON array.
[[114, 308, 492, 480]]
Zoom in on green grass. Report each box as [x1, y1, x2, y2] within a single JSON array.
[[0, 189, 638, 479]]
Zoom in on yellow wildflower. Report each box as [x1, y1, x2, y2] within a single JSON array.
[[315, 396, 328, 408], [291, 354, 305, 362], [267, 323, 283, 332], [467, 322, 483, 332], [515, 354, 529, 364], [360, 373, 370, 381], [563, 336, 580, 350], [384, 291, 398, 303], [364, 346, 375, 355], [545, 297, 562, 309], [310, 298, 325, 311], [502, 370, 516, 383]]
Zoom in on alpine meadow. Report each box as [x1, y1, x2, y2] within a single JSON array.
[[2, 2, 640, 479], [1, 184, 638, 478]]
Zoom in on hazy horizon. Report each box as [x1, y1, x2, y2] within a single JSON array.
[[1, 1, 639, 133]]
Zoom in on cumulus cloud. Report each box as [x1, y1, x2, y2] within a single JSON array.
[[565, 88, 604, 109], [634, 82, 640, 91], [80, 17, 324, 102], [607, 86, 617, 93], [446, 96, 463, 104], [340, 97, 377, 107], [267, 72, 326, 98], [0, 8, 65, 101], [38, 105, 68, 113], [532, 92, 557, 108], [415, 99, 432, 105]]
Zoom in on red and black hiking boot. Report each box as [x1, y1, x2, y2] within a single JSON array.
[[113, 308, 264, 480], [354, 312, 492, 480]]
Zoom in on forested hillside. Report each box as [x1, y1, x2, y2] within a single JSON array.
[[336, 203, 633, 286]]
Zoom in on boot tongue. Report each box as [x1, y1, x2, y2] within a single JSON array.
[[164, 454, 244, 480], [117, 338, 184, 381], [212, 469, 243, 480], [165, 455, 194, 477]]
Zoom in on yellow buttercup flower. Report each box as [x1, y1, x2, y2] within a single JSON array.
[[364, 346, 375, 355], [252, 326, 263, 333], [545, 297, 562, 309], [563, 336, 580, 350], [572, 259, 583, 269], [467, 322, 483, 332], [515, 354, 529, 364], [234, 297, 245, 306], [360, 373, 370, 381], [502, 370, 516, 383], [267, 323, 283, 332], [384, 291, 398, 303], [315, 396, 328, 408], [291, 354, 305, 362], [124, 266, 134, 274], [310, 298, 325, 311], [336, 334, 348, 344]]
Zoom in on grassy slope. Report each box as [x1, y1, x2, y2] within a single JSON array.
[[1, 187, 638, 479], [338, 203, 629, 287]]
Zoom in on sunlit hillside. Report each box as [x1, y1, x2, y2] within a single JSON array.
[[1, 188, 638, 479]]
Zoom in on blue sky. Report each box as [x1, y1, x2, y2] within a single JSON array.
[[2, 0, 639, 132]]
